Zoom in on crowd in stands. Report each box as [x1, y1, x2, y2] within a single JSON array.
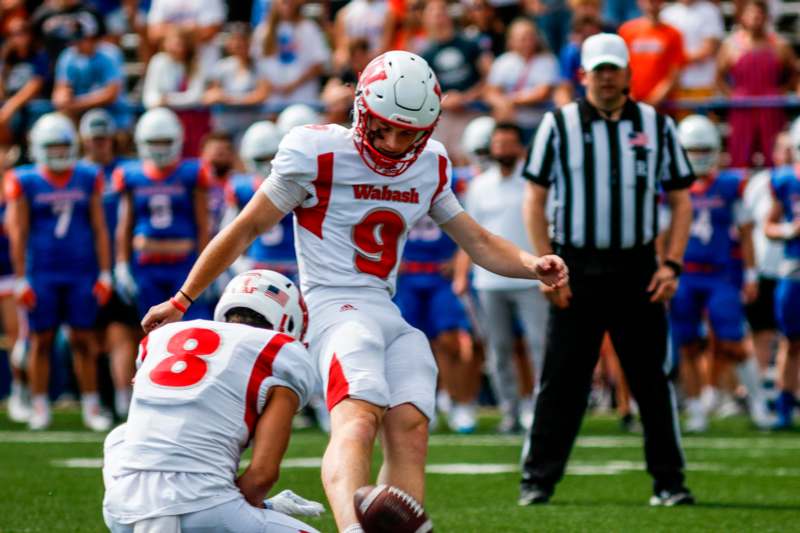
[[0, 0, 798, 164], [1, 0, 799, 433]]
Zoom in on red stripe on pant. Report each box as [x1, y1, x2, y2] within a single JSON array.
[[326, 353, 350, 411]]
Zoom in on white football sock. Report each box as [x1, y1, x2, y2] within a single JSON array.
[[736, 357, 764, 408], [343, 524, 364, 533], [115, 388, 131, 417], [686, 397, 705, 417], [700, 386, 717, 412], [81, 392, 99, 413], [32, 394, 49, 412], [10, 380, 24, 397]]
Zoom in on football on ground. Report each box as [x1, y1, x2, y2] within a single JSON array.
[[354, 484, 433, 533]]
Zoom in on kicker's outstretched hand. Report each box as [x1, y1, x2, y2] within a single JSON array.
[[534, 254, 569, 288]]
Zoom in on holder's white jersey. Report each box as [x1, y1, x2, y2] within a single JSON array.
[[261, 124, 463, 296], [106, 319, 315, 490]]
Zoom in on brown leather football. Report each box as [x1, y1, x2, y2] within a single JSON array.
[[353, 484, 433, 533]]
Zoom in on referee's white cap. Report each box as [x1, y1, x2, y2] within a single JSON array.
[[581, 33, 629, 71]]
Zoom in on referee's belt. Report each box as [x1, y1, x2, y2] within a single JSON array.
[[400, 261, 445, 274], [683, 262, 725, 274]]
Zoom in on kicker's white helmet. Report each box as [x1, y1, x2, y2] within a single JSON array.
[[678, 115, 720, 176], [135, 107, 184, 167], [461, 116, 496, 162], [276, 104, 321, 136], [240, 121, 282, 176], [214, 270, 308, 341], [353, 51, 441, 176], [29, 112, 78, 171], [789, 116, 800, 162]]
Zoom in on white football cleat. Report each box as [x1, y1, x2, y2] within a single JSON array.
[[749, 399, 776, 430], [7, 387, 31, 423], [448, 403, 477, 434], [519, 397, 535, 430], [684, 412, 708, 433], [436, 390, 452, 416], [82, 405, 112, 432], [684, 399, 708, 433], [715, 394, 741, 419], [28, 402, 51, 431]]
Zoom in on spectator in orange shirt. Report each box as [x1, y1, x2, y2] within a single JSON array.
[[618, 0, 685, 108]]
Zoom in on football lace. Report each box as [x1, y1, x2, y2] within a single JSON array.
[[388, 486, 424, 517]]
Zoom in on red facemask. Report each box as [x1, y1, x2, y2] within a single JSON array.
[[352, 93, 438, 177]]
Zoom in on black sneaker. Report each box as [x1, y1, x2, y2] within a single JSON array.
[[518, 484, 552, 506], [649, 487, 695, 507]]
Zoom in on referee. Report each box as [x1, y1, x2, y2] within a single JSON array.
[[519, 33, 695, 506]]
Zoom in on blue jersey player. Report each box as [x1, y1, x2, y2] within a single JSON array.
[[79, 108, 140, 418], [673, 115, 771, 432], [113, 108, 211, 321], [5, 112, 112, 431], [765, 125, 800, 428]]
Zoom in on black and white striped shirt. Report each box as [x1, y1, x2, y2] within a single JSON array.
[[524, 98, 694, 250]]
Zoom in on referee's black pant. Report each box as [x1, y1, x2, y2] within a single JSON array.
[[521, 245, 686, 494]]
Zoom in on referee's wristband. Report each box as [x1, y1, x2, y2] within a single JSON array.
[[663, 259, 682, 278]]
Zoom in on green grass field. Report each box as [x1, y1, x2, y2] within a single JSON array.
[[0, 409, 798, 532]]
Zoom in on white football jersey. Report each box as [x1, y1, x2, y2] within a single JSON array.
[[109, 319, 315, 487], [262, 124, 463, 296]]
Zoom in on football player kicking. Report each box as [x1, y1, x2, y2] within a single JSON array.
[[142, 51, 568, 532], [672, 115, 771, 431], [103, 269, 323, 532]]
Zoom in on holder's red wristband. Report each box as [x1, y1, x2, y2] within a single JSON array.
[[170, 297, 188, 313]]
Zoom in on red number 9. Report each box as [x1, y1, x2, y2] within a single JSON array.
[[150, 328, 221, 388], [352, 209, 406, 279]]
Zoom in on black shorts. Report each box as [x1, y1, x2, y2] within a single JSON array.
[[96, 290, 141, 329], [745, 276, 778, 332]]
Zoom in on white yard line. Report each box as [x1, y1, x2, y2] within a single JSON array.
[[8, 430, 798, 452], [0, 431, 106, 443], [428, 434, 800, 450], [51, 457, 800, 477]]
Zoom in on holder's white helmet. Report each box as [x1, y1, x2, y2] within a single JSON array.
[[678, 115, 720, 176], [276, 104, 321, 136], [461, 116, 496, 162], [240, 121, 282, 176], [353, 51, 441, 176], [29, 113, 78, 171], [135, 107, 184, 167], [789, 116, 800, 162], [214, 270, 308, 341]]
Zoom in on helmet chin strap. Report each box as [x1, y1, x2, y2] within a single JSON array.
[[354, 105, 435, 177]]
